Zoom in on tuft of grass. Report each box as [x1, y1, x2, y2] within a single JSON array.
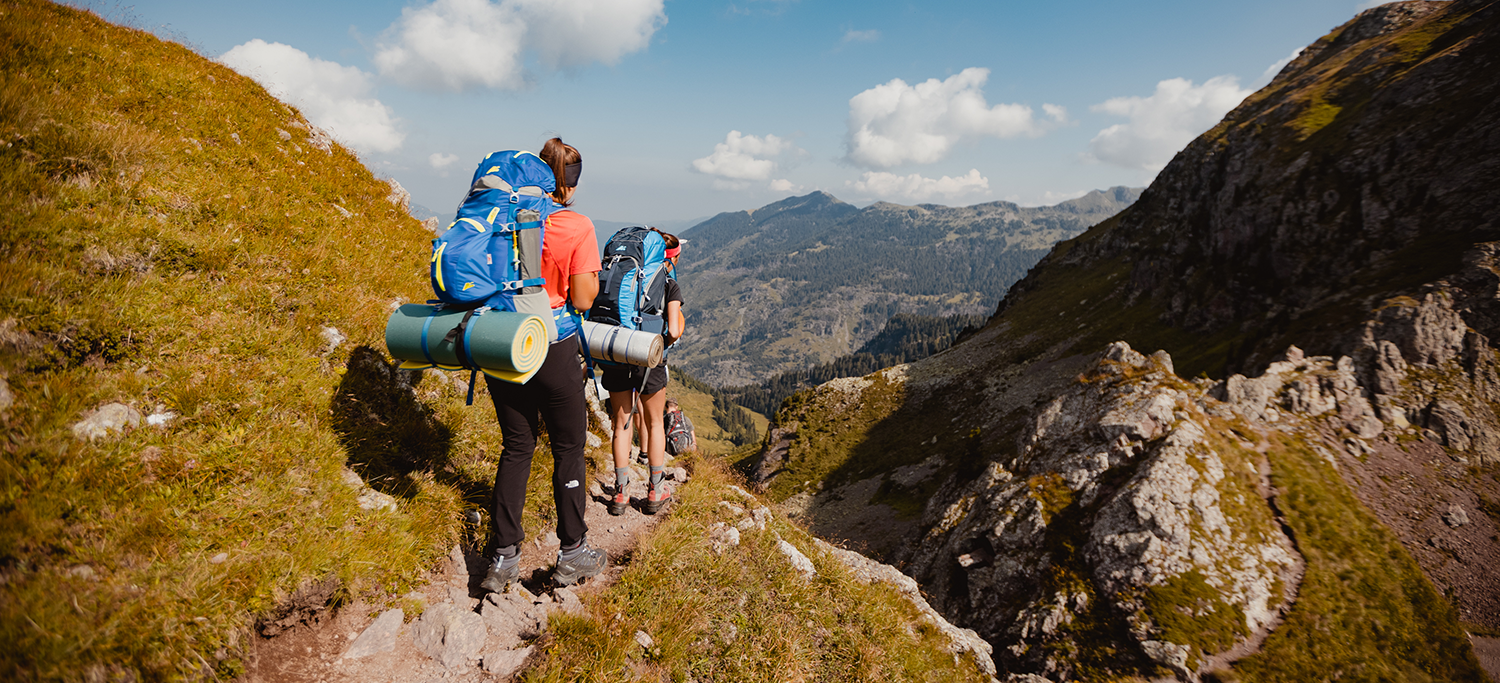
[[1142, 569, 1248, 665], [1027, 472, 1073, 524], [524, 454, 993, 682]]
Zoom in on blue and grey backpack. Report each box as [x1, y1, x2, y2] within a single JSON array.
[[588, 226, 672, 364], [429, 150, 563, 340]]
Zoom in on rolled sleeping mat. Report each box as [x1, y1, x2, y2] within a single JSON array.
[[581, 320, 664, 367], [385, 303, 549, 384]]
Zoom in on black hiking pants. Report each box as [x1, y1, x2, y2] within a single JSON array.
[[485, 336, 590, 552]]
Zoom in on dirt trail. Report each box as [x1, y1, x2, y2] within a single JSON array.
[[241, 470, 675, 682]]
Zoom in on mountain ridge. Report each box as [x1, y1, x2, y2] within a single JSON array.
[[672, 186, 1142, 386], [743, 1, 1499, 679]]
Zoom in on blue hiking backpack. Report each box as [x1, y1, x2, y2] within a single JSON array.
[[429, 150, 562, 340], [588, 226, 671, 364]]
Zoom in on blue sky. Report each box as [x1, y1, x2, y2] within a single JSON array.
[[92, 0, 1391, 224]]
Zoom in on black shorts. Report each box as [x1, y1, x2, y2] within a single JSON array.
[[601, 363, 669, 395]]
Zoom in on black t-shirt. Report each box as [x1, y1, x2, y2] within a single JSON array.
[[664, 277, 683, 307]]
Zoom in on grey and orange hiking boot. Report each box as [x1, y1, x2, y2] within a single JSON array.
[[607, 490, 630, 516], [643, 485, 673, 515], [553, 538, 606, 586]]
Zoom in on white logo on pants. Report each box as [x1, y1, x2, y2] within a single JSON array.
[[564, 480, 579, 489]]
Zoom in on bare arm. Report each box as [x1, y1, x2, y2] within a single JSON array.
[[665, 300, 684, 343], [569, 272, 598, 311]]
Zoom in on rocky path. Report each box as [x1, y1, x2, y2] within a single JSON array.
[[240, 466, 682, 683]]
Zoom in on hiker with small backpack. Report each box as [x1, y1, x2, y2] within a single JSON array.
[[664, 398, 696, 456], [472, 138, 608, 592], [592, 228, 686, 515]]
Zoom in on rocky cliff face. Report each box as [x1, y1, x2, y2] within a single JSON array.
[[747, 2, 1500, 680]]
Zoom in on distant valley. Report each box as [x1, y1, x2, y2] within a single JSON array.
[[670, 187, 1142, 386]]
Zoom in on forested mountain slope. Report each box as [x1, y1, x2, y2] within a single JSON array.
[[746, 1, 1500, 680], [672, 187, 1140, 385]]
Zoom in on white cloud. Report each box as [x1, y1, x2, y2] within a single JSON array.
[[429, 152, 460, 168], [847, 169, 989, 203], [846, 67, 1061, 168], [692, 131, 799, 182], [1261, 47, 1304, 82], [373, 0, 665, 92], [1086, 75, 1251, 171], [219, 40, 404, 153], [842, 29, 880, 44], [768, 178, 800, 192]]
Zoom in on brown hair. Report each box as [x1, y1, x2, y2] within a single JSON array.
[[539, 137, 580, 207], [651, 227, 680, 250]]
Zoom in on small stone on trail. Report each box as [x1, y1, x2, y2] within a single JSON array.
[[707, 523, 740, 554], [634, 630, 655, 651], [413, 603, 487, 669], [480, 646, 532, 677], [71, 402, 142, 440], [320, 326, 346, 355], [209, 553, 229, 564], [1444, 504, 1470, 528], [776, 536, 817, 579], [586, 431, 602, 449], [68, 565, 95, 579], [552, 587, 584, 615], [357, 489, 397, 512], [0, 376, 13, 412], [343, 608, 403, 659]]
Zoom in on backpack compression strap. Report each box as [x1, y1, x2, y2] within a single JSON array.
[[442, 309, 482, 405]]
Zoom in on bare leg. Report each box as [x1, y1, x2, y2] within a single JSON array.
[[608, 390, 635, 474], [640, 388, 668, 471]]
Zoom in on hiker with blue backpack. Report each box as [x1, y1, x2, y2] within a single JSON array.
[[591, 227, 686, 516], [445, 138, 606, 592]]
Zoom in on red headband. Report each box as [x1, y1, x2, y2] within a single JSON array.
[[664, 246, 681, 259]]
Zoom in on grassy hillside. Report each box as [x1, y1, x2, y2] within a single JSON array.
[[0, 1, 506, 678], [0, 4, 985, 681]]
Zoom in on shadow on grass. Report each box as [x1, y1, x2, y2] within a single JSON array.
[[331, 345, 488, 504]]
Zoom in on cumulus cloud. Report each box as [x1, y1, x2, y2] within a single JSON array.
[[842, 29, 880, 44], [768, 178, 800, 192], [846, 67, 1062, 169], [219, 40, 404, 153], [1086, 75, 1251, 171], [373, 0, 665, 92], [429, 152, 460, 169], [847, 169, 989, 203], [692, 131, 799, 183]]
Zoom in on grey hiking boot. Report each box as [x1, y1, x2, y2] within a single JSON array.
[[479, 552, 520, 593], [553, 541, 606, 586]]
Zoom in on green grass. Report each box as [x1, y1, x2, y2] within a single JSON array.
[[524, 454, 993, 683], [761, 372, 907, 502], [1227, 434, 1486, 682], [0, 1, 577, 678]]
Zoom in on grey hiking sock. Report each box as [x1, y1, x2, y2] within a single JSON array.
[[558, 537, 587, 562], [495, 543, 519, 571], [615, 467, 630, 491], [649, 465, 664, 489]]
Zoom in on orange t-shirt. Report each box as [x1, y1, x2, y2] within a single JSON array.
[[542, 209, 601, 310]]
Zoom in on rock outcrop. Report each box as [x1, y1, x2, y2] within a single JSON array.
[[895, 344, 1301, 678]]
